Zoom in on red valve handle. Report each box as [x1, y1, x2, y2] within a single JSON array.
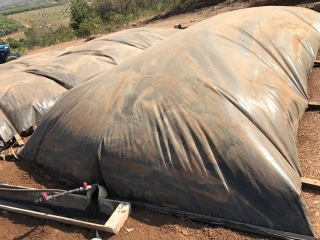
[[42, 192, 48, 200]]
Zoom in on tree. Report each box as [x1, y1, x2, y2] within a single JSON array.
[[92, 0, 118, 21], [92, 0, 133, 22], [91, 0, 177, 23], [25, 20, 75, 49], [70, 0, 101, 37]]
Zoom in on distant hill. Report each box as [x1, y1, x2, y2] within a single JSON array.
[[0, 0, 58, 10]]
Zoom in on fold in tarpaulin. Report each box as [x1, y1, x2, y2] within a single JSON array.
[[20, 7, 320, 236], [0, 28, 178, 149], [24, 28, 179, 89]]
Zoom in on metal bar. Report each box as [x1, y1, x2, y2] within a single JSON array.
[[128, 200, 317, 240]]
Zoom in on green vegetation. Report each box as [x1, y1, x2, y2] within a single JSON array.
[[0, 23, 75, 54], [92, 0, 181, 22], [91, 0, 197, 29], [69, 0, 192, 37], [1, 2, 74, 52], [24, 23, 75, 48], [0, 15, 23, 36], [70, 0, 101, 37], [2, 37, 28, 55], [0, 2, 65, 16], [1, 0, 198, 54]]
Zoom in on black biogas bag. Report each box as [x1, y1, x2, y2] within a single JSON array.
[[20, 7, 320, 236], [0, 28, 177, 148]]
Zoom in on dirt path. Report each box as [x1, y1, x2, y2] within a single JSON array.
[[1, 1, 320, 239]]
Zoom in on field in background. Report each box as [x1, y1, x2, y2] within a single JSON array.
[[0, 2, 72, 54], [0, 2, 65, 16], [0, 0, 45, 10], [0, 14, 23, 37], [8, 4, 70, 29]]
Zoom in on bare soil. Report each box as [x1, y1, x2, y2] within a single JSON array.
[[296, 53, 320, 238], [1, 0, 320, 239]]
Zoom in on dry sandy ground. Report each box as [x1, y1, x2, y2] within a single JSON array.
[[1, 0, 320, 239]]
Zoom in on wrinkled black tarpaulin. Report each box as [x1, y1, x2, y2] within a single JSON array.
[[20, 7, 320, 236], [0, 28, 178, 149], [24, 28, 179, 89]]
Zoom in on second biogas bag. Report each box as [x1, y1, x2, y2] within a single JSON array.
[[0, 28, 177, 149], [20, 7, 320, 236]]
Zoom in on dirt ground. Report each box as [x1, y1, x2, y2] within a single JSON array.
[[1, 0, 320, 239], [0, 155, 273, 240]]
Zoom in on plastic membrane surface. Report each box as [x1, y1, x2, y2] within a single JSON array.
[[20, 7, 320, 236], [0, 28, 178, 149]]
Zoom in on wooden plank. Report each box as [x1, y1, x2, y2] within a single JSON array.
[[0, 198, 130, 234], [0, 184, 131, 234], [313, 60, 320, 68], [13, 134, 24, 146], [129, 200, 316, 240], [307, 102, 320, 111], [105, 202, 131, 234], [302, 177, 320, 190]]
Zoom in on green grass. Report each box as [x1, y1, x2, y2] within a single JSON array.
[[0, 37, 29, 55], [0, 15, 23, 37]]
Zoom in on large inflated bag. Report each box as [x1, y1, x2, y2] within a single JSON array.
[[0, 28, 177, 149], [20, 7, 320, 236]]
